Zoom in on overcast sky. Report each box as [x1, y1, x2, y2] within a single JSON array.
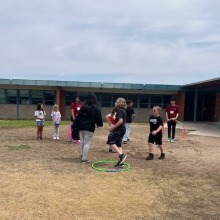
[[0, 0, 220, 85]]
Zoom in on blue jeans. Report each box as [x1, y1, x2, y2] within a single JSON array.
[[123, 123, 131, 141]]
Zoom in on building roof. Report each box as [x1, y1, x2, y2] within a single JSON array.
[[0, 78, 181, 91], [183, 77, 220, 89]]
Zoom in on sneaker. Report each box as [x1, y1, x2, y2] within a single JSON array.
[[127, 139, 130, 142], [167, 138, 171, 142], [123, 141, 128, 144], [56, 137, 60, 140], [146, 153, 154, 160], [119, 154, 127, 165], [53, 137, 56, 140], [81, 160, 90, 163], [40, 137, 43, 140], [114, 162, 124, 167], [158, 153, 165, 159], [170, 139, 175, 143], [77, 140, 81, 143]]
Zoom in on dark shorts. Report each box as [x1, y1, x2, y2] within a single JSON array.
[[148, 133, 162, 145], [107, 127, 126, 147]]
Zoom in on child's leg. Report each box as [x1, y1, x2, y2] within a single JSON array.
[[37, 126, 40, 138], [146, 142, 154, 160], [167, 123, 171, 139], [110, 144, 122, 155], [171, 123, 176, 139], [39, 126, 43, 139], [81, 131, 93, 161], [148, 142, 154, 154], [158, 144, 164, 153]]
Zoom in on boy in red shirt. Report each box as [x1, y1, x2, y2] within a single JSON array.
[[165, 97, 179, 143]]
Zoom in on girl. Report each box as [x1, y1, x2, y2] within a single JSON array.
[[51, 104, 61, 139], [107, 98, 127, 167], [165, 97, 180, 143], [74, 93, 103, 163], [70, 96, 82, 144], [146, 106, 165, 160], [34, 103, 46, 140]]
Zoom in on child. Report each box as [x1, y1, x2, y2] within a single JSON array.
[[70, 96, 82, 144], [74, 93, 103, 163], [51, 104, 61, 139], [165, 97, 180, 143], [106, 108, 116, 153], [34, 103, 46, 140], [123, 100, 135, 144], [146, 106, 165, 160], [107, 98, 127, 167]]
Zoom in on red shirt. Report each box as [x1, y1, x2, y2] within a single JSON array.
[[70, 102, 82, 117], [165, 104, 179, 120], [108, 115, 115, 125]]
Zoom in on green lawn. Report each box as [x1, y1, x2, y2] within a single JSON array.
[[0, 120, 70, 127]]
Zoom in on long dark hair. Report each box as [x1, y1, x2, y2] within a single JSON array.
[[80, 93, 98, 115]]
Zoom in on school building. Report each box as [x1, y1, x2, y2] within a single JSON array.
[[0, 78, 220, 122]]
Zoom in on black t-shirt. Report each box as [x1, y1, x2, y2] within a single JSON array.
[[126, 107, 135, 123], [115, 107, 126, 130], [149, 115, 163, 134]]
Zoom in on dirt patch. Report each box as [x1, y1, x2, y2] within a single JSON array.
[[0, 123, 219, 219]]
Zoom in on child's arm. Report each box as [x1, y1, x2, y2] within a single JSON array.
[[151, 125, 163, 135], [109, 118, 123, 132]]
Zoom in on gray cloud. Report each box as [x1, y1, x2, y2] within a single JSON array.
[[0, 0, 220, 84]]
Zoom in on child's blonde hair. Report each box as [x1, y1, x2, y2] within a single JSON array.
[[53, 104, 59, 110], [115, 98, 127, 109], [153, 105, 161, 112]]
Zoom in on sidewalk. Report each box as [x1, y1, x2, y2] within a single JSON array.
[[184, 122, 220, 138]]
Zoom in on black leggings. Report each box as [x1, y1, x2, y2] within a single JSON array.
[[167, 122, 176, 139]]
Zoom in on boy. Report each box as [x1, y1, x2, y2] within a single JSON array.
[[123, 100, 135, 144], [146, 106, 165, 160]]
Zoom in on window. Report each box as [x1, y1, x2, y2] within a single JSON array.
[[6, 89, 17, 104], [150, 95, 162, 108], [19, 90, 30, 104], [31, 90, 44, 104], [163, 95, 172, 108], [102, 93, 112, 107], [139, 94, 149, 108], [44, 91, 54, 105], [0, 89, 6, 104]]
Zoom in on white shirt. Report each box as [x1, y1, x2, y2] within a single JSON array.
[[34, 110, 46, 121], [51, 111, 61, 124]]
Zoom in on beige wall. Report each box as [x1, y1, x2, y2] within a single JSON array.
[[0, 104, 167, 122]]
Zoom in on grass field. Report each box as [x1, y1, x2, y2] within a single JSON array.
[[0, 122, 219, 220]]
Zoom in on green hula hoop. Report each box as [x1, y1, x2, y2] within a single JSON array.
[[92, 160, 131, 172]]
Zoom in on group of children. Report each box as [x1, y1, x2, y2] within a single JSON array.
[[34, 95, 179, 166]]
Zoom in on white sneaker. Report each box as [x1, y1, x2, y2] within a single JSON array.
[[56, 137, 60, 140], [171, 139, 175, 143], [53, 137, 56, 140]]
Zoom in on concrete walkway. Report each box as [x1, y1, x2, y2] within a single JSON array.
[[184, 122, 220, 138]]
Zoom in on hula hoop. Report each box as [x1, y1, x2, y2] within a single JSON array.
[[67, 123, 73, 141], [163, 120, 187, 140], [92, 160, 131, 172]]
